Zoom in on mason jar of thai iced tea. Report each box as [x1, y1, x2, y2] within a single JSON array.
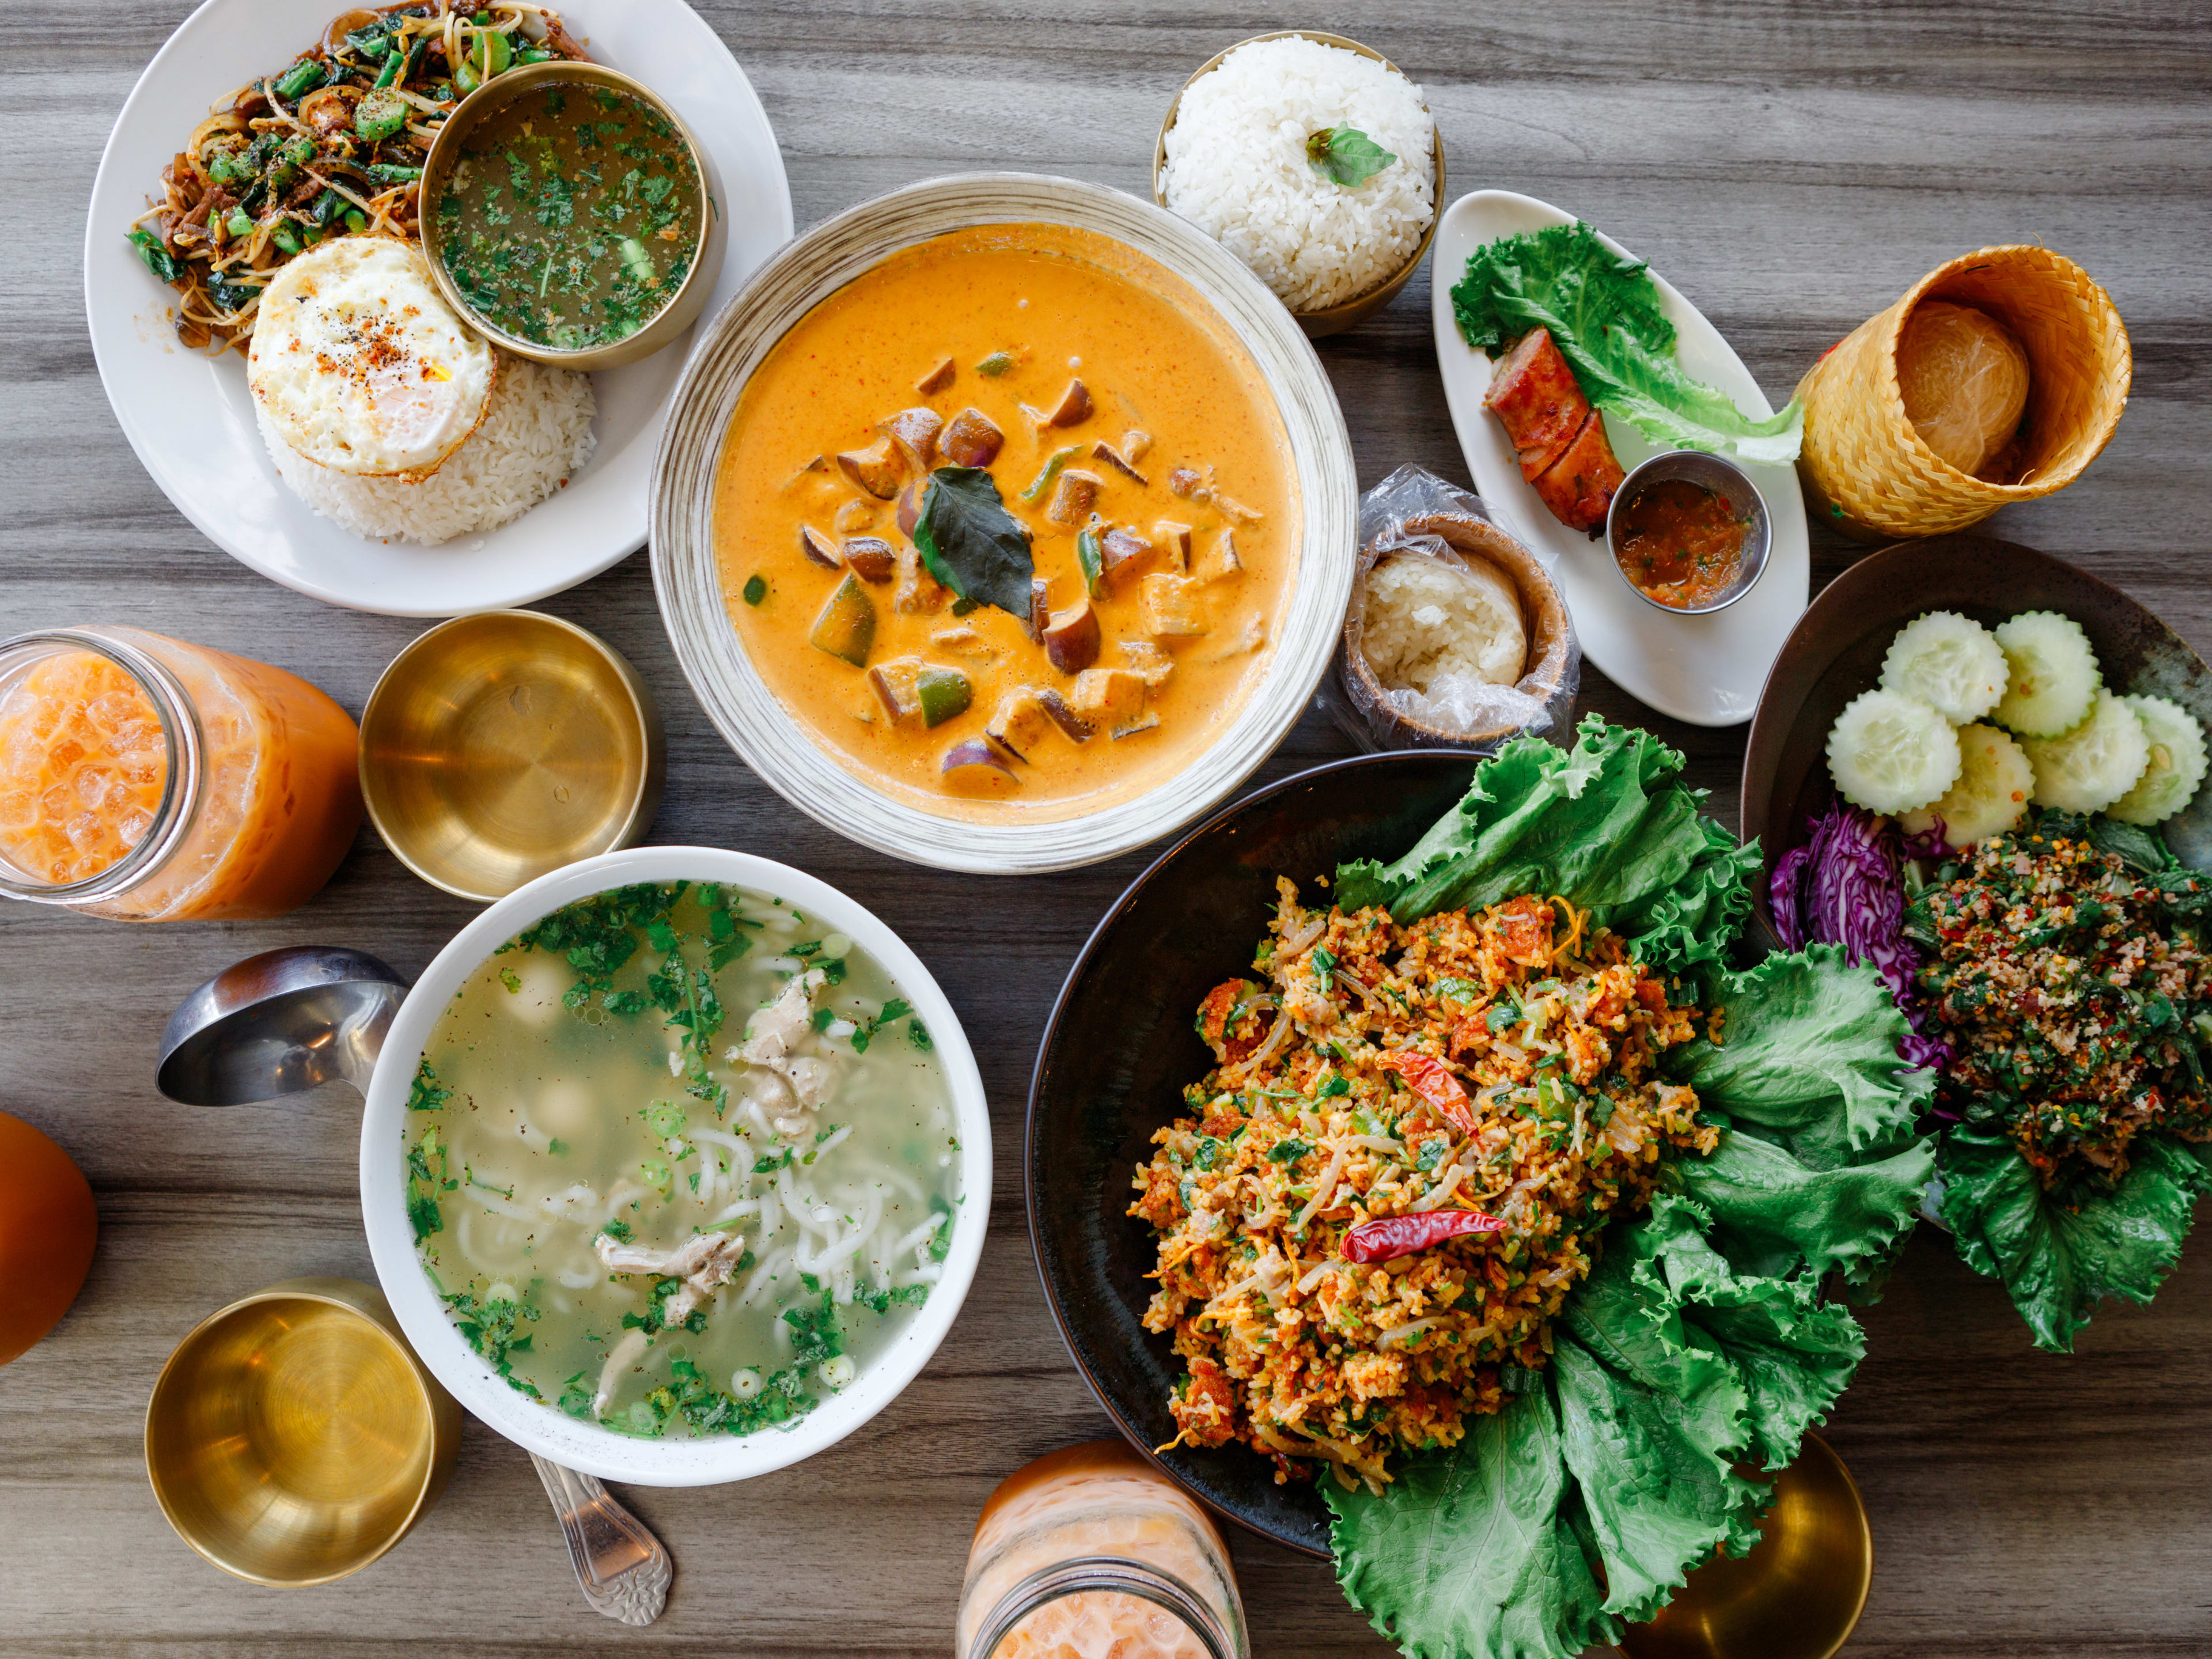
[[0, 627, 361, 921], [956, 1441, 1248, 1659]]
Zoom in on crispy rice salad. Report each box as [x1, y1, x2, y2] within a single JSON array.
[[1135, 881, 1718, 1491], [1111, 718, 1938, 1659]]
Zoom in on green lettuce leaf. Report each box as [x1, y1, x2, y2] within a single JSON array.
[[1551, 1335, 1760, 1623], [1331, 1388, 1613, 1659], [1626, 1197, 1866, 1467], [1335, 715, 1760, 978], [1665, 946, 1931, 1165], [1672, 1126, 1933, 1282], [1449, 219, 1803, 465], [1939, 1125, 2211, 1352]]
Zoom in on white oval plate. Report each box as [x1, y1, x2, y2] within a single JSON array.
[[1430, 190, 1809, 727], [652, 173, 1358, 875], [361, 846, 992, 1486], [83, 0, 792, 617]]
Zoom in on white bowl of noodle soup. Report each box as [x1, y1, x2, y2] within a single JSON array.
[[358, 846, 990, 1486]]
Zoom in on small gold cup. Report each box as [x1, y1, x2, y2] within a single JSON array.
[[145, 1278, 461, 1587], [359, 610, 665, 903], [1620, 1433, 1873, 1659]]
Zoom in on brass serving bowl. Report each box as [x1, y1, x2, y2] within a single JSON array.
[[1620, 1433, 1873, 1659], [145, 1278, 460, 1587], [1153, 31, 1445, 338], [419, 59, 727, 370], [359, 610, 664, 903]]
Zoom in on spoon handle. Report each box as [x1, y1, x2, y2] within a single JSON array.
[[529, 1453, 673, 1626]]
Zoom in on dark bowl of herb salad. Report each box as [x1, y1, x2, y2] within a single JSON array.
[[419, 59, 725, 369]]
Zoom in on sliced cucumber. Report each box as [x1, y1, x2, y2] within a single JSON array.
[[1993, 611, 2100, 736], [2021, 688, 2151, 813], [1881, 610, 2008, 722], [1828, 689, 1962, 814], [2104, 695, 2208, 825], [1901, 724, 2035, 848]]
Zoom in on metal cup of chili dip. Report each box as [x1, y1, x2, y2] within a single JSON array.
[[1605, 450, 1772, 617], [419, 60, 726, 372]]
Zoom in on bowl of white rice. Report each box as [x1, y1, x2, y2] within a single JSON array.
[[1154, 32, 1442, 337]]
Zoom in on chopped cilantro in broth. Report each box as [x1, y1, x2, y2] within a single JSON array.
[[437, 86, 700, 350], [405, 881, 959, 1438]]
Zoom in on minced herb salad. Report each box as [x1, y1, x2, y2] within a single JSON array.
[[1911, 813, 2212, 1349], [435, 84, 700, 350]]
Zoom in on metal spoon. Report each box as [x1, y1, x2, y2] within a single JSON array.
[[157, 946, 675, 1627]]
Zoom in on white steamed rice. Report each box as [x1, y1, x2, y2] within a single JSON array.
[[1158, 36, 1435, 312], [257, 351, 597, 546]]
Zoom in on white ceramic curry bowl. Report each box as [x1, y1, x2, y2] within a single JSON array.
[[651, 173, 1359, 874], [359, 846, 991, 1486]]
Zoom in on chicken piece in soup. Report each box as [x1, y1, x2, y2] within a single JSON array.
[[404, 880, 960, 1439]]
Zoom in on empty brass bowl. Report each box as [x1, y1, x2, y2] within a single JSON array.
[[145, 1278, 460, 1587], [360, 611, 664, 903], [1620, 1433, 1873, 1659], [1153, 31, 1445, 338]]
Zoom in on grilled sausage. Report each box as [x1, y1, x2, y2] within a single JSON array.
[[1532, 408, 1625, 533], [1484, 328, 1624, 533], [1483, 328, 1587, 482]]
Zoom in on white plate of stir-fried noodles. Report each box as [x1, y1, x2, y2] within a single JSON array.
[[84, 0, 791, 615]]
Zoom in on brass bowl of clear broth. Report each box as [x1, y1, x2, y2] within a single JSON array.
[[419, 60, 726, 370]]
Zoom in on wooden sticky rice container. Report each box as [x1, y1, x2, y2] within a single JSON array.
[[1342, 511, 1573, 747], [1794, 244, 2131, 541]]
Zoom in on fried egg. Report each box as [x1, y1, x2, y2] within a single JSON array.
[[248, 237, 495, 479]]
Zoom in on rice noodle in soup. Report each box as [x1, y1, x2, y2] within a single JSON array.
[[403, 879, 959, 1440]]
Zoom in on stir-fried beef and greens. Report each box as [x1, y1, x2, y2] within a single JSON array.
[[1908, 813, 2212, 1349]]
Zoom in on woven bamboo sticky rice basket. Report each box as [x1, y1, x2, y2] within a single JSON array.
[[1794, 244, 2131, 541]]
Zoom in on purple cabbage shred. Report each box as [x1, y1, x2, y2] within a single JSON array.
[[1769, 797, 1952, 1072]]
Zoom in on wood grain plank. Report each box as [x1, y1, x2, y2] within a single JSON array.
[[2, 0, 2210, 1651]]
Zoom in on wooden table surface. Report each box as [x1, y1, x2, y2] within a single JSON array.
[[5, 2, 2209, 1654]]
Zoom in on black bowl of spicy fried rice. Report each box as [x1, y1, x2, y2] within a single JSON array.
[[1029, 750, 1494, 1554]]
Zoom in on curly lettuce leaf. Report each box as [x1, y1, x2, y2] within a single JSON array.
[[1336, 715, 1760, 977], [1672, 1125, 1934, 1283], [1449, 219, 1803, 466], [1551, 1335, 1761, 1623], [1939, 1126, 2211, 1352], [1332, 1388, 1612, 1659], [1619, 1194, 1865, 1469], [1666, 946, 1933, 1165]]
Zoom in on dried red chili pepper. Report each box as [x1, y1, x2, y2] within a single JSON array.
[[1378, 1050, 1476, 1136], [1341, 1210, 1508, 1263]]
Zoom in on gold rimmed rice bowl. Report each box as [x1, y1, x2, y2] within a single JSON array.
[[1153, 31, 1445, 338]]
